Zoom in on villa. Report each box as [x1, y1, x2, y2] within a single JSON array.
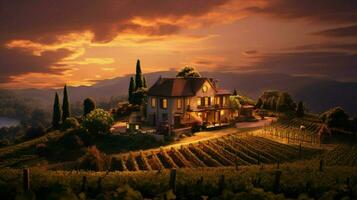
[[146, 77, 233, 129]]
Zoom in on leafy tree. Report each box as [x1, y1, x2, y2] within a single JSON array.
[[296, 101, 305, 117], [233, 89, 238, 96], [176, 67, 201, 78], [135, 59, 143, 89], [229, 96, 241, 111], [62, 85, 70, 122], [320, 107, 349, 128], [83, 97, 96, 116], [82, 109, 114, 134], [128, 77, 136, 104], [52, 92, 61, 128], [276, 92, 296, 112]]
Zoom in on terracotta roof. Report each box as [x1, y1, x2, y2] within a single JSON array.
[[148, 77, 216, 97], [216, 89, 231, 95]]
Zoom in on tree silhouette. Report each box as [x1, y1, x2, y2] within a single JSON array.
[[62, 85, 70, 122], [83, 97, 96, 116], [176, 67, 201, 78], [135, 59, 143, 89], [52, 92, 61, 128], [296, 101, 305, 117], [128, 77, 136, 104], [233, 89, 238, 96], [143, 76, 147, 88]]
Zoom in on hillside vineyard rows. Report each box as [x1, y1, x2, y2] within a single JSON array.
[[112, 134, 321, 171]]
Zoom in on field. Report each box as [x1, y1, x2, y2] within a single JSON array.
[[1, 161, 356, 199], [112, 133, 321, 171]]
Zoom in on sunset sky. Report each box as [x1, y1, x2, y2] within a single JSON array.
[[1, 0, 356, 89]]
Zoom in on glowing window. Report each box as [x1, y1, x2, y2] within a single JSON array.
[[222, 96, 226, 105], [135, 124, 139, 130], [216, 97, 220, 105], [220, 110, 225, 115], [197, 97, 201, 106], [197, 112, 202, 118], [151, 97, 156, 108], [202, 85, 208, 93], [161, 98, 168, 109], [126, 123, 130, 129], [205, 97, 209, 106], [210, 97, 214, 105], [177, 98, 182, 109], [185, 98, 190, 106]]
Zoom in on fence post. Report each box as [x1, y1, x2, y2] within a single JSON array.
[[169, 169, 177, 193], [218, 175, 225, 194], [23, 168, 30, 192], [273, 170, 282, 193], [81, 176, 87, 192]]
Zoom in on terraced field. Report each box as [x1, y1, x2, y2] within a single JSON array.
[[112, 134, 321, 171]]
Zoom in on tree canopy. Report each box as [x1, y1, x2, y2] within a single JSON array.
[[320, 107, 349, 128], [52, 92, 61, 128], [83, 98, 96, 116], [176, 67, 201, 78], [62, 85, 70, 122], [82, 109, 113, 134]]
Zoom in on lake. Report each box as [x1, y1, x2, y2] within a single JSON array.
[[0, 117, 20, 128]]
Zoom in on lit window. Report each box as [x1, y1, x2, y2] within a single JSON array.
[[216, 97, 220, 105], [210, 97, 214, 105], [222, 96, 226, 106], [135, 124, 139, 130], [177, 98, 182, 109], [151, 97, 156, 108], [126, 123, 130, 129], [185, 98, 190, 106], [197, 112, 202, 118], [205, 97, 209, 106], [161, 98, 168, 109], [220, 110, 225, 116], [202, 85, 208, 93], [197, 97, 201, 106]]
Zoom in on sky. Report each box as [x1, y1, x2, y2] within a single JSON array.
[[0, 0, 356, 89]]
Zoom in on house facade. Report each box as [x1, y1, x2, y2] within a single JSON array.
[[146, 77, 232, 128]]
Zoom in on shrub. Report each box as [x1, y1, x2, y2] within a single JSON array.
[[25, 125, 46, 139], [63, 134, 84, 149], [82, 109, 114, 134], [36, 143, 47, 157], [77, 146, 109, 171], [62, 117, 80, 130]]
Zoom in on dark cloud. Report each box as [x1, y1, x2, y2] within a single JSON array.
[[0, 47, 73, 83], [312, 24, 357, 38], [249, 51, 357, 82], [245, 0, 357, 23], [291, 43, 357, 52], [0, 0, 228, 85], [0, 0, 229, 43]]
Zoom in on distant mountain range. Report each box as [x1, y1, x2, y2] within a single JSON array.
[[9, 71, 357, 116]]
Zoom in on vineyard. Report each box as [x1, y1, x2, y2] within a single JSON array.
[[324, 144, 357, 166], [111, 134, 321, 171], [260, 118, 331, 145]]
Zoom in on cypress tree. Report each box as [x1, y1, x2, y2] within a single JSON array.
[[62, 85, 70, 122], [129, 77, 136, 104], [52, 92, 61, 128], [233, 89, 238, 96], [143, 76, 147, 88], [135, 59, 143, 89], [83, 97, 96, 116]]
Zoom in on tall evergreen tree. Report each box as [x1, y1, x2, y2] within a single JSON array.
[[128, 77, 136, 104], [52, 92, 61, 128], [135, 59, 143, 89], [62, 85, 70, 122], [233, 89, 238, 96], [143, 76, 147, 88]]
